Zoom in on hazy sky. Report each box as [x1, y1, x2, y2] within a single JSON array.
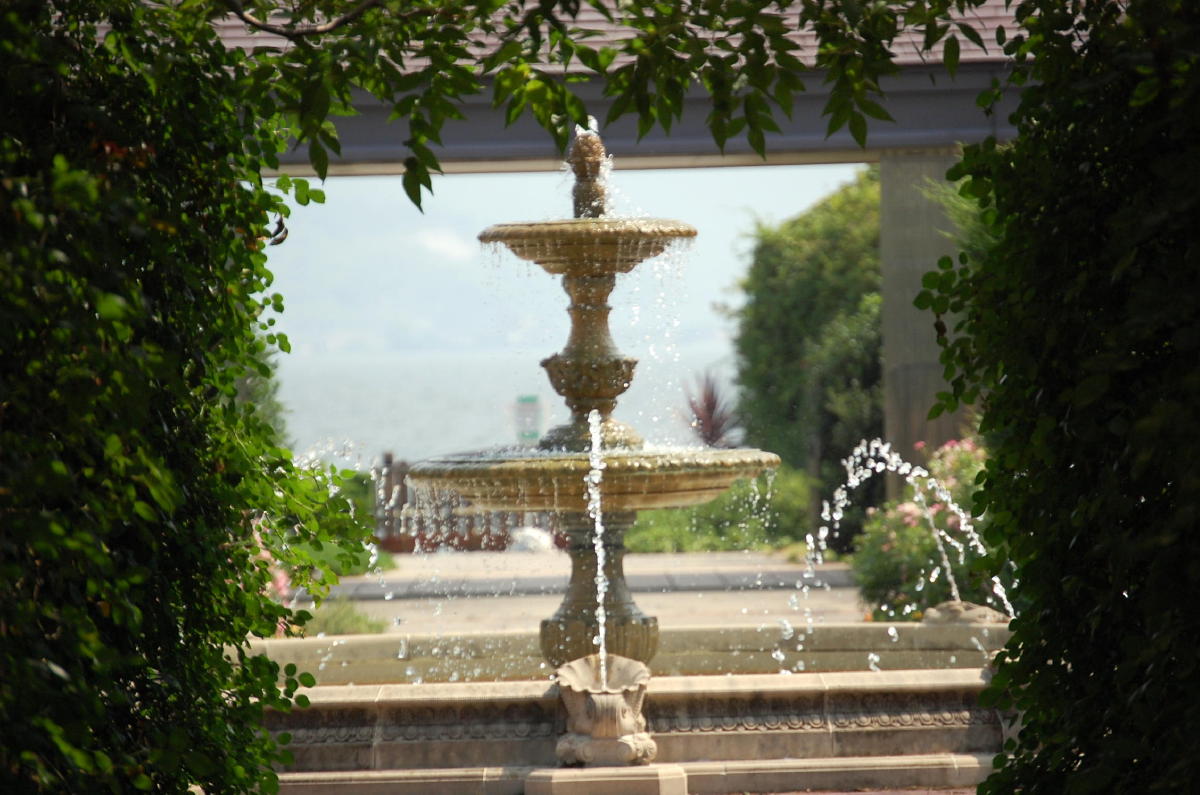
[[263, 162, 864, 461], [265, 162, 864, 361]]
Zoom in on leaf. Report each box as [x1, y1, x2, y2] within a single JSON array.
[[1074, 374, 1111, 407], [848, 111, 868, 147], [943, 35, 960, 77], [309, 142, 329, 180], [825, 99, 851, 137], [748, 125, 766, 158], [95, 293, 128, 320], [858, 97, 894, 122], [402, 159, 425, 210], [956, 22, 985, 50]]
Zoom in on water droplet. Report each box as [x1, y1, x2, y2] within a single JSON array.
[[777, 618, 795, 639]]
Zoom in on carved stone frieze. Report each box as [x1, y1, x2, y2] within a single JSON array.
[[378, 700, 557, 744], [646, 690, 996, 735], [275, 699, 558, 749], [265, 707, 375, 746]]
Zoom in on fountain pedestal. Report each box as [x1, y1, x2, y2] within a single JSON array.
[[541, 511, 658, 666]]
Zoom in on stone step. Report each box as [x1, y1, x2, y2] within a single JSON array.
[[277, 753, 994, 794], [267, 669, 1003, 790]]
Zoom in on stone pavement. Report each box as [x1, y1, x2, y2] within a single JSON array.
[[323, 550, 856, 600], [301, 551, 869, 634]]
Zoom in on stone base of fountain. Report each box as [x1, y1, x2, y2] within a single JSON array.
[[268, 668, 1004, 794], [526, 764, 688, 794]]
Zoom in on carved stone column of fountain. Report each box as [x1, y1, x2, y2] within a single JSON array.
[[540, 511, 656, 667], [529, 131, 645, 453]]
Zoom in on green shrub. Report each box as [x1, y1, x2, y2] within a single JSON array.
[[304, 599, 386, 637], [626, 466, 813, 553], [851, 437, 1013, 620]]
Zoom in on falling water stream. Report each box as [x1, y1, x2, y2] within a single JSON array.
[[814, 438, 1015, 618], [585, 409, 610, 688]]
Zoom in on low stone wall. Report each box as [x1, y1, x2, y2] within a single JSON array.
[[250, 622, 1008, 686], [269, 669, 1001, 789], [646, 671, 1000, 763]]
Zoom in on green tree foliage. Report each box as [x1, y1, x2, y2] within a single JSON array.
[[734, 169, 883, 548], [913, 2, 1200, 790], [0, 3, 368, 790]]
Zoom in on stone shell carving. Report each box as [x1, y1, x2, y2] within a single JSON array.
[[554, 654, 657, 766]]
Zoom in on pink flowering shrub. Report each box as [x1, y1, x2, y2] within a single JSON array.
[[852, 436, 1011, 620]]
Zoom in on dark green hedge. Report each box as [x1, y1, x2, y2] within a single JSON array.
[[0, 4, 364, 790], [918, 1, 1200, 790]]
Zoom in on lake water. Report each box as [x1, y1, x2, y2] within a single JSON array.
[[277, 341, 738, 470]]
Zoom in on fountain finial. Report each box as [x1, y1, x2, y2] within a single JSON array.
[[570, 129, 608, 218]]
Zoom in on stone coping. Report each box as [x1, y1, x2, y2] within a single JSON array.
[[293, 667, 991, 708], [249, 622, 1010, 685]]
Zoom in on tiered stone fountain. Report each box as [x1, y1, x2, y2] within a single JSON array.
[[407, 131, 779, 673], [266, 131, 1007, 795], [404, 131, 778, 792]]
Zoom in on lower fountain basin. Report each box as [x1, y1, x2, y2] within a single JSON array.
[[268, 668, 1003, 794], [406, 447, 781, 513]]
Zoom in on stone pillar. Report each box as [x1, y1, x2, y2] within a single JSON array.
[[879, 148, 966, 493]]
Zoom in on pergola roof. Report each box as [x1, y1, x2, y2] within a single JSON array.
[[216, 2, 1017, 174]]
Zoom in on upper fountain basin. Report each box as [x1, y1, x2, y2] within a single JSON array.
[[479, 218, 697, 276], [406, 446, 780, 513]]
